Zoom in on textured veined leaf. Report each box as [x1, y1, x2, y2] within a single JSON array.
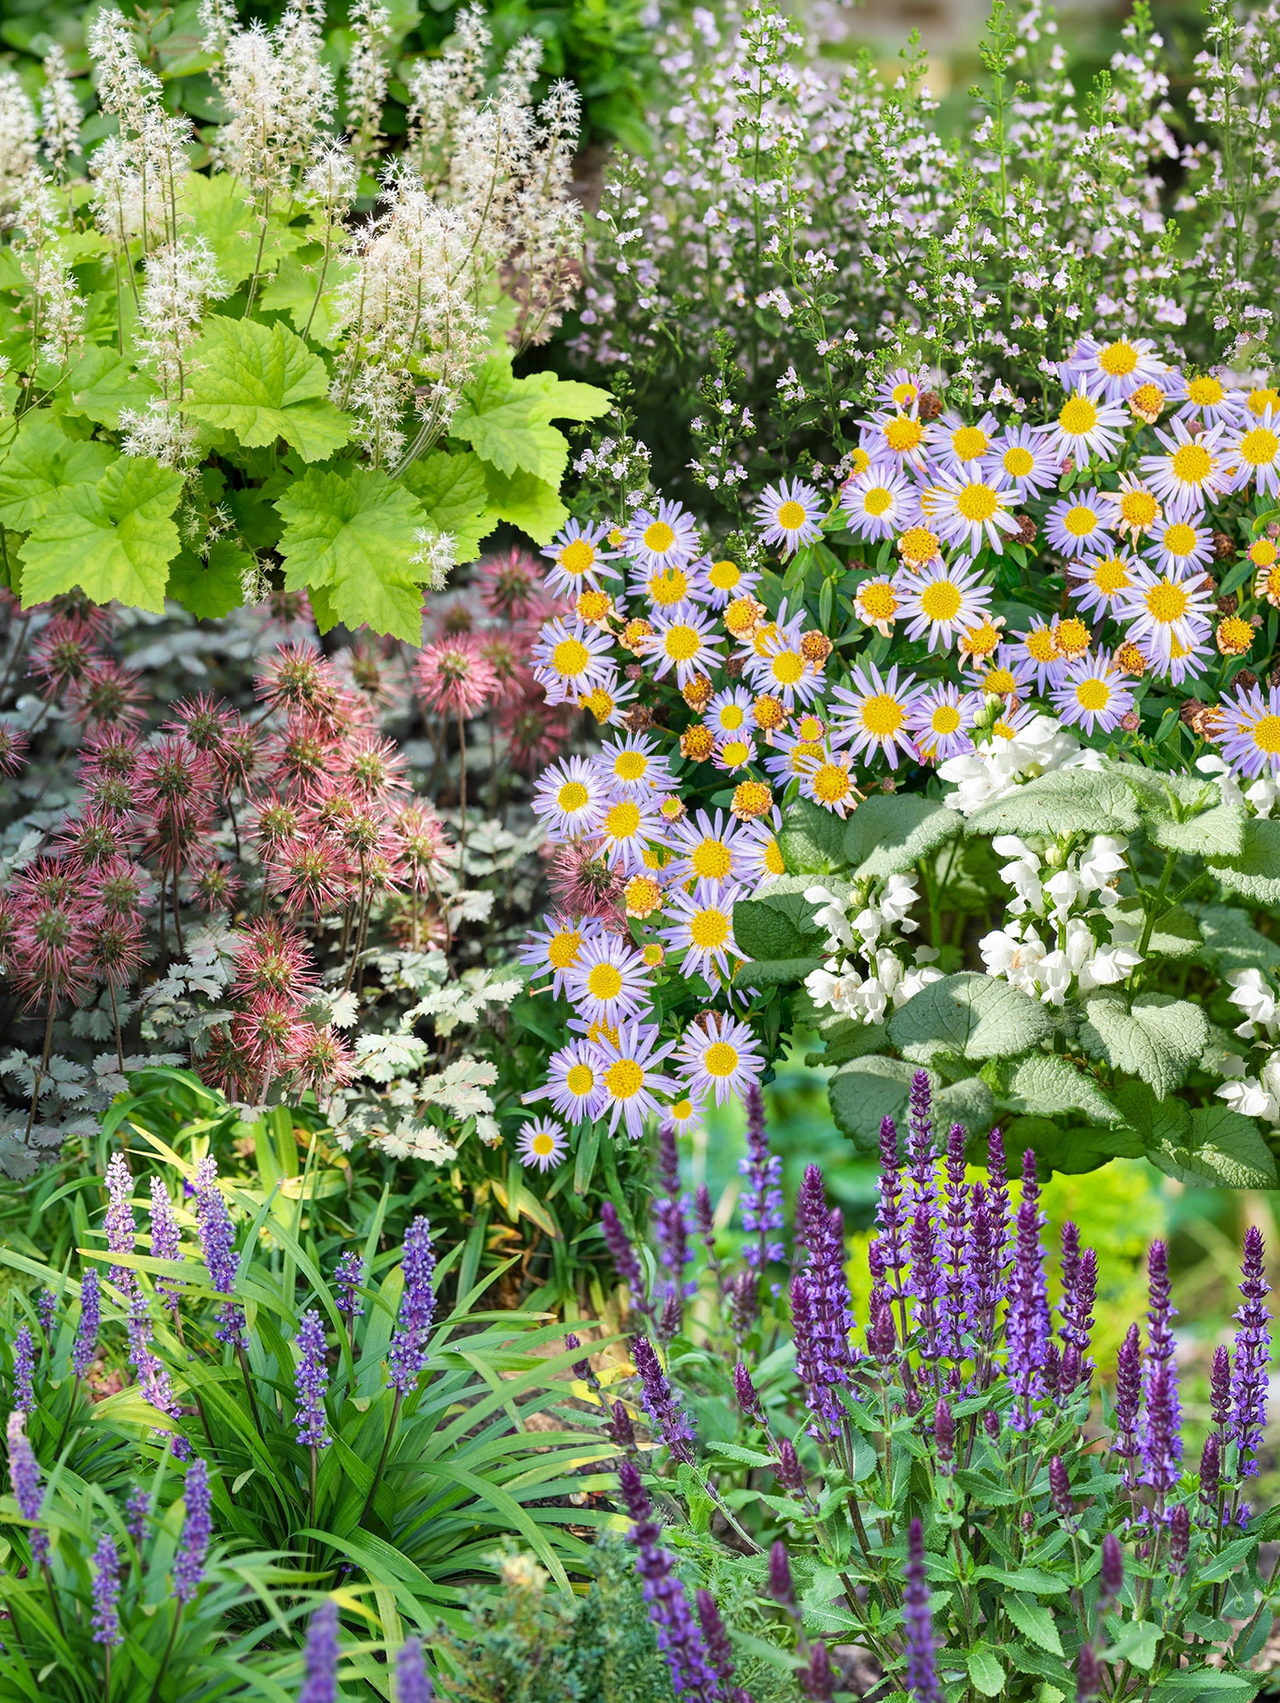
[[996, 1051, 1124, 1126], [450, 356, 611, 483], [181, 172, 304, 286], [0, 414, 117, 529], [965, 766, 1142, 838], [1003, 1595, 1064, 1657], [886, 971, 1051, 1063], [19, 455, 183, 612], [1078, 993, 1208, 1099], [275, 466, 430, 643], [966, 1649, 1006, 1698], [401, 449, 496, 563], [480, 464, 567, 545], [1145, 1103, 1278, 1190], [844, 792, 963, 876], [778, 796, 850, 874], [828, 1056, 991, 1148], [185, 315, 351, 461], [64, 346, 156, 429], [259, 248, 352, 346], [1210, 816, 1280, 904]]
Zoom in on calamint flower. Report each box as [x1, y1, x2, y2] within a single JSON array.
[[587, 1019, 679, 1138], [517, 1118, 568, 1171], [649, 603, 724, 686], [1067, 334, 1168, 401], [829, 662, 923, 768], [622, 497, 700, 571], [1104, 473, 1163, 539], [526, 1038, 604, 1123], [674, 1011, 763, 1106], [530, 618, 615, 705], [663, 879, 745, 979], [1038, 386, 1127, 464], [1228, 408, 1280, 499], [1215, 681, 1280, 779], [982, 425, 1060, 495], [922, 467, 1018, 557], [1050, 651, 1135, 735], [853, 574, 900, 636], [1114, 561, 1215, 663], [1148, 515, 1213, 575], [564, 932, 654, 1024], [1044, 490, 1114, 557], [908, 682, 977, 761], [531, 755, 607, 840], [541, 518, 618, 596], [754, 477, 825, 555], [896, 560, 993, 652], [668, 808, 748, 887], [1140, 419, 1232, 516], [590, 733, 677, 798], [1069, 549, 1139, 617], [840, 463, 916, 541]]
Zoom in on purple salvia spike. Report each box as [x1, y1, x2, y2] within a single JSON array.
[[1075, 1643, 1102, 1703], [11, 1323, 35, 1413], [866, 1297, 897, 1366], [726, 1269, 757, 1338], [652, 1124, 692, 1317], [656, 1291, 682, 1344], [91, 1532, 123, 1647], [1049, 1455, 1073, 1521], [875, 1115, 910, 1307], [966, 1182, 1001, 1378], [149, 1176, 184, 1313], [933, 1398, 955, 1470], [1199, 1432, 1221, 1511], [1141, 1242, 1182, 1480], [606, 1398, 636, 1451], [773, 1437, 806, 1495], [126, 1487, 149, 1551], [72, 1268, 100, 1379], [619, 1459, 722, 1703], [938, 1124, 969, 1364], [1004, 1150, 1049, 1430], [909, 1191, 941, 1384], [1210, 1343, 1231, 1434], [1169, 1502, 1189, 1575], [791, 1181, 855, 1429], [985, 1126, 1012, 1296], [395, 1636, 434, 1703], [600, 1201, 651, 1316], [6, 1410, 49, 1566], [904, 1517, 940, 1703], [1229, 1225, 1271, 1479], [768, 1539, 796, 1612], [739, 1084, 785, 1277], [632, 1335, 695, 1463], [695, 1586, 737, 1692], [174, 1456, 211, 1603], [733, 1361, 765, 1426], [1098, 1531, 1123, 1611], [298, 1598, 339, 1703], [104, 1153, 137, 1296], [387, 1217, 436, 1396], [802, 1642, 836, 1703], [693, 1183, 715, 1251], [907, 1070, 934, 1180], [294, 1309, 331, 1448], [1112, 1323, 1142, 1484]]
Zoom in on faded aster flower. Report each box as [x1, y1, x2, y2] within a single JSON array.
[[387, 1216, 436, 1395], [173, 1456, 211, 1603], [91, 1531, 123, 1646], [294, 1309, 331, 1448]]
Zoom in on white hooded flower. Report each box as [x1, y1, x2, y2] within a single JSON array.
[[1227, 968, 1280, 1038], [1078, 834, 1129, 894]]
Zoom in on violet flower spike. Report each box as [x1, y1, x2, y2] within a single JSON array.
[[1113, 1324, 1142, 1482], [149, 1175, 184, 1312], [907, 1070, 935, 1194], [11, 1323, 35, 1413], [1199, 1432, 1221, 1509], [387, 1216, 436, 1396], [801, 1642, 836, 1703], [739, 1083, 785, 1274], [395, 1635, 434, 1703], [1229, 1225, 1272, 1478], [1076, 1642, 1102, 1703], [875, 1114, 910, 1305], [966, 1183, 1001, 1375], [294, 1309, 331, 1448], [173, 1456, 211, 1603], [1049, 1455, 1073, 1522], [36, 1288, 56, 1338], [938, 1123, 969, 1363], [773, 1436, 807, 1497], [1169, 1502, 1189, 1575], [606, 1398, 636, 1451], [126, 1487, 150, 1552], [768, 1539, 796, 1613], [733, 1360, 765, 1426], [104, 1152, 138, 1296], [1004, 1150, 1049, 1430], [904, 1517, 940, 1703], [299, 1598, 340, 1703], [933, 1398, 955, 1472], [653, 1123, 693, 1311], [1141, 1242, 1182, 1481], [333, 1251, 365, 1322], [193, 1157, 244, 1346], [73, 1267, 100, 1379], [632, 1335, 696, 1463], [695, 1586, 737, 1692], [91, 1531, 123, 1647], [1210, 1343, 1232, 1433], [1097, 1531, 1123, 1612], [601, 1200, 651, 1315], [6, 1410, 49, 1566], [619, 1459, 722, 1703], [985, 1125, 1012, 1296]]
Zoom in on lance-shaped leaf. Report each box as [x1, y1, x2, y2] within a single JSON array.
[[0, 414, 118, 529], [184, 316, 351, 461], [19, 455, 183, 613]]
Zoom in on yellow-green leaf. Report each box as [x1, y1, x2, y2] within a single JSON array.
[[19, 454, 183, 612], [0, 414, 117, 529], [185, 315, 351, 462]]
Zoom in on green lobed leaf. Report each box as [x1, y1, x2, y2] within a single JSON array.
[[886, 971, 1052, 1064], [480, 463, 566, 545], [732, 877, 828, 961], [828, 1056, 991, 1149], [165, 539, 251, 619], [1077, 993, 1209, 1099], [450, 357, 611, 484], [965, 765, 1142, 839], [19, 454, 183, 612], [779, 795, 851, 875], [995, 1050, 1125, 1126], [63, 345, 156, 429], [184, 315, 351, 462], [274, 465, 429, 643], [400, 448, 497, 564], [0, 414, 117, 529], [1107, 899, 1203, 960], [1209, 816, 1280, 905], [259, 248, 352, 346], [966, 1649, 1007, 1698], [181, 171, 304, 286], [843, 792, 963, 876], [1145, 1103, 1278, 1190]]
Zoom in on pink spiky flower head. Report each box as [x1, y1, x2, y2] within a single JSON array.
[[0, 719, 28, 776], [89, 856, 151, 919], [415, 635, 497, 720], [232, 998, 311, 1081], [268, 833, 353, 917], [333, 640, 407, 718], [163, 694, 237, 763], [8, 859, 96, 1012], [266, 715, 341, 799], [476, 547, 548, 622], [230, 916, 319, 1002], [67, 660, 149, 731], [477, 632, 534, 704], [84, 912, 145, 990], [285, 1024, 355, 1096], [79, 725, 142, 782], [55, 806, 141, 872], [548, 837, 626, 928], [136, 736, 217, 868], [28, 613, 104, 699], [255, 642, 338, 719], [339, 732, 409, 800], [393, 801, 452, 894], [499, 691, 573, 775], [187, 851, 242, 914]]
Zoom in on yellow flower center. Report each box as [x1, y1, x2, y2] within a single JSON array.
[[1025, 629, 1059, 662], [1144, 582, 1189, 624], [1253, 540, 1280, 566], [1171, 442, 1213, 485], [606, 1058, 644, 1100], [812, 763, 850, 802], [850, 446, 871, 475], [1130, 384, 1165, 417], [531, 1131, 556, 1157], [764, 838, 786, 875], [558, 781, 589, 812], [724, 597, 760, 635], [1092, 557, 1131, 595], [859, 583, 898, 620], [671, 1097, 693, 1121], [1054, 618, 1090, 657], [614, 751, 648, 781], [1252, 715, 1280, 754], [776, 500, 808, 530], [1059, 395, 1099, 435], [641, 939, 664, 962], [1063, 504, 1099, 537], [587, 963, 624, 1000], [1162, 523, 1198, 558], [731, 781, 772, 817], [648, 569, 689, 607], [1248, 388, 1280, 416], [920, 580, 963, 622], [579, 687, 615, 722], [643, 520, 676, 553], [559, 539, 595, 575], [1003, 446, 1035, 477], [691, 839, 733, 880], [771, 650, 805, 685], [1240, 427, 1280, 467], [1098, 340, 1139, 376], [605, 800, 642, 838], [863, 486, 894, 516], [547, 929, 583, 968], [703, 1041, 739, 1077], [1119, 490, 1159, 527], [718, 704, 745, 730], [1187, 376, 1224, 406], [790, 741, 823, 772], [664, 623, 701, 662], [861, 694, 904, 736], [955, 482, 999, 522], [565, 1063, 595, 1095], [984, 666, 1017, 693], [899, 526, 941, 563], [689, 908, 730, 948], [719, 740, 751, 766], [796, 715, 824, 739], [884, 416, 924, 452], [931, 705, 962, 734], [891, 381, 918, 407], [709, 559, 740, 590], [552, 639, 589, 678], [951, 425, 988, 461], [1075, 678, 1111, 711], [576, 589, 611, 622]]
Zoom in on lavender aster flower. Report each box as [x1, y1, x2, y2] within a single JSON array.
[[601, 1200, 650, 1314], [333, 1252, 365, 1323], [36, 1289, 56, 1338], [395, 1635, 433, 1703], [11, 1323, 35, 1413], [1004, 1150, 1049, 1429], [193, 1157, 244, 1346], [387, 1216, 436, 1396], [6, 1410, 49, 1566], [149, 1176, 184, 1312], [1230, 1225, 1272, 1478], [632, 1335, 695, 1463], [294, 1309, 331, 1448], [173, 1456, 211, 1603], [299, 1598, 339, 1703], [739, 1083, 785, 1276], [73, 1268, 100, 1379], [904, 1517, 940, 1703], [91, 1532, 123, 1647], [619, 1459, 721, 1703], [104, 1153, 137, 1296]]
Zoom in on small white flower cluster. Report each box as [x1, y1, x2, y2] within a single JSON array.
[[937, 712, 1097, 817], [1194, 755, 1280, 820], [802, 875, 943, 1025], [1217, 970, 1280, 1126], [979, 833, 1138, 1005]]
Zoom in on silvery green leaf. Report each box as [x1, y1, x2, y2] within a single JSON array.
[[843, 793, 962, 876], [965, 766, 1142, 839], [996, 1050, 1125, 1126], [1078, 994, 1209, 1098], [887, 972, 1052, 1064]]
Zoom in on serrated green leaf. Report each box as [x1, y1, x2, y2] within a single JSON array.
[[1078, 993, 1208, 1098], [886, 971, 1051, 1063], [733, 955, 824, 989], [185, 315, 351, 461], [0, 414, 117, 529], [779, 795, 850, 875], [63, 345, 155, 428], [165, 539, 250, 618], [974, 1566, 1067, 1593], [829, 1057, 991, 1148], [806, 1019, 888, 1067], [1147, 802, 1246, 859], [450, 358, 609, 485], [1104, 1621, 1159, 1672], [1145, 1103, 1277, 1190], [275, 466, 428, 643], [19, 455, 183, 612], [733, 877, 826, 960], [259, 248, 352, 346], [966, 1649, 1006, 1698], [401, 448, 496, 563], [1194, 905, 1280, 977], [1107, 899, 1203, 959], [181, 171, 304, 286], [1004, 1596, 1064, 1657], [1210, 816, 1280, 904], [844, 793, 963, 876], [996, 1051, 1124, 1125], [966, 766, 1142, 838], [480, 462, 566, 545], [1006, 1115, 1144, 1174]]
